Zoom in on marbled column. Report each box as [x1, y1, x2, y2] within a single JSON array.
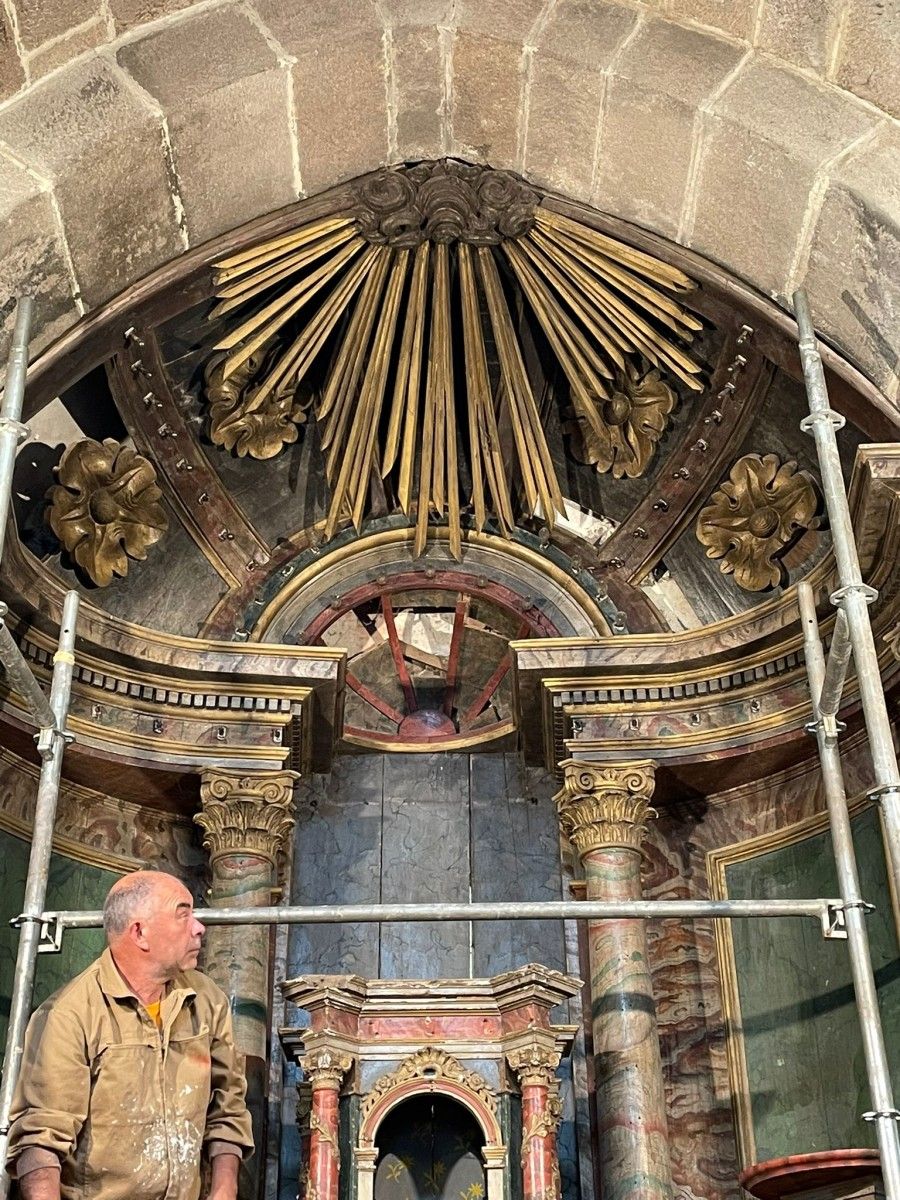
[[508, 1043, 563, 1200], [300, 1048, 352, 1200], [195, 769, 297, 1200], [555, 760, 672, 1200]]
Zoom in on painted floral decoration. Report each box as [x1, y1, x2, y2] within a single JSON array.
[[46, 438, 168, 586], [696, 452, 823, 591]]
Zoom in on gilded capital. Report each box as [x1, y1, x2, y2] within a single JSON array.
[[196, 769, 298, 864], [507, 1042, 561, 1089], [554, 760, 657, 857], [301, 1047, 353, 1090]]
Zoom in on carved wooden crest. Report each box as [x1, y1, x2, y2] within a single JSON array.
[[360, 1048, 497, 1125]]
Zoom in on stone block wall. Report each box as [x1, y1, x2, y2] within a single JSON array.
[[0, 0, 895, 402]]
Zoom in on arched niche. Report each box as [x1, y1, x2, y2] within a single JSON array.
[[356, 1050, 506, 1200]]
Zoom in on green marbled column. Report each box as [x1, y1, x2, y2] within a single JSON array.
[[195, 770, 297, 1200], [555, 760, 672, 1200]]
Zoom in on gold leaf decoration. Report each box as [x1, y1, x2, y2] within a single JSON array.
[[204, 160, 703, 558], [46, 438, 168, 587], [696, 453, 823, 591], [205, 350, 313, 459], [568, 360, 677, 478]]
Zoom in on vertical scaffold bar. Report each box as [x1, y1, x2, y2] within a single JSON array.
[[0, 296, 33, 566], [794, 289, 900, 902], [799, 582, 900, 1200], [0, 589, 79, 1196]]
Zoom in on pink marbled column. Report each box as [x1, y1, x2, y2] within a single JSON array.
[[522, 1083, 561, 1200], [556, 760, 672, 1200], [302, 1050, 352, 1200], [508, 1044, 564, 1200]]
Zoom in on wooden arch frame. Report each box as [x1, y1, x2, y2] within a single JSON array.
[[355, 1050, 507, 1200]]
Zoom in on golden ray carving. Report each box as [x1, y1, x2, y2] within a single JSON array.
[[204, 161, 703, 558], [46, 438, 168, 587], [696, 453, 823, 591]]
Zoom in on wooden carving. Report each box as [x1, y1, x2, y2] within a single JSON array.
[[360, 1048, 497, 1124], [46, 438, 167, 587], [203, 161, 703, 557], [569, 360, 677, 478], [696, 453, 823, 591]]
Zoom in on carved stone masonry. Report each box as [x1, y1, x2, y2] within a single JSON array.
[[196, 770, 297, 864], [353, 161, 539, 247], [554, 760, 657, 856]]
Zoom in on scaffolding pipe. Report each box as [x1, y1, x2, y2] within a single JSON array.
[[819, 608, 852, 719], [31, 896, 839, 932], [794, 289, 900, 901], [798, 582, 900, 1200], [0, 589, 79, 1198], [0, 605, 55, 730], [0, 297, 33, 567]]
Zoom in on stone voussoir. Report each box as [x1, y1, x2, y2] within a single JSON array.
[[0, 54, 184, 308], [689, 55, 877, 298], [116, 5, 297, 242], [593, 17, 746, 238], [803, 121, 900, 397]]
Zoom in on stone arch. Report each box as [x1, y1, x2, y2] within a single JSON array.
[[0, 0, 896, 402]]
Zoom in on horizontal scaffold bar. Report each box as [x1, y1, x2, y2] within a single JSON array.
[[33, 897, 844, 933]]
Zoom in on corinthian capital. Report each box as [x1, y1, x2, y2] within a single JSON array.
[[507, 1041, 561, 1089], [196, 769, 298, 863], [554, 760, 656, 857], [301, 1047, 353, 1090]]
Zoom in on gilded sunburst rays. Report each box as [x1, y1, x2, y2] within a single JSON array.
[[205, 167, 703, 558]]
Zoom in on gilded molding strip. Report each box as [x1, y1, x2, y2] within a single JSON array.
[[0, 809, 139, 875]]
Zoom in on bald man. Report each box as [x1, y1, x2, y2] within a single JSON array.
[[6, 871, 253, 1200]]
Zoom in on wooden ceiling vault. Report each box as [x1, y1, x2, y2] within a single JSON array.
[[2, 159, 900, 804]]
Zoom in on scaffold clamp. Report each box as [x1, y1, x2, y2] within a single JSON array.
[[863, 1109, 900, 1123], [822, 903, 848, 939]]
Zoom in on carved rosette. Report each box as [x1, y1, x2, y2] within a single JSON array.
[[507, 1043, 561, 1090], [569, 361, 677, 479], [361, 1047, 497, 1123], [554, 760, 657, 856], [204, 351, 313, 460], [301, 1047, 353, 1090], [196, 770, 297, 864], [353, 161, 539, 247], [696, 452, 823, 591], [46, 438, 168, 587]]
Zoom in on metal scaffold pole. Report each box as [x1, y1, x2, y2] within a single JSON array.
[[799, 581, 900, 1200], [794, 289, 900, 900], [0, 298, 81, 1197]]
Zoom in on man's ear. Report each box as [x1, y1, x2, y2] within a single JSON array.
[[129, 920, 150, 950]]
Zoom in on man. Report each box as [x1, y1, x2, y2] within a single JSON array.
[[7, 871, 253, 1200]]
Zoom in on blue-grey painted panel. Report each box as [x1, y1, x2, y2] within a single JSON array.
[[288, 758, 384, 978], [379, 753, 471, 978], [471, 755, 566, 977]]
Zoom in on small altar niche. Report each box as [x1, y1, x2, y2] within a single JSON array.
[[279, 965, 580, 1200]]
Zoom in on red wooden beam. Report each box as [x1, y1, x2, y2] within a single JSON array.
[[381, 596, 417, 713], [346, 672, 404, 726]]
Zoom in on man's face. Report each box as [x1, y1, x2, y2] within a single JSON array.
[[140, 879, 206, 977]]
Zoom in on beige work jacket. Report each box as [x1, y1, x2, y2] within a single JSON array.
[[7, 949, 254, 1200]]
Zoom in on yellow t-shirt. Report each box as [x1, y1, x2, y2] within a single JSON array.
[[145, 1000, 162, 1028]]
